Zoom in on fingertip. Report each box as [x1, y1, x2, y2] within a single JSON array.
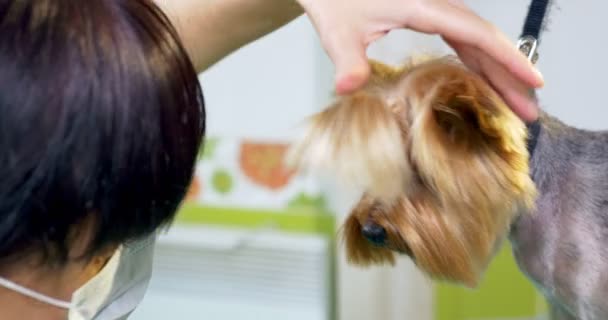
[[521, 56, 544, 88], [335, 64, 371, 95], [523, 98, 540, 122], [511, 53, 545, 89], [520, 105, 539, 123], [504, 89, 540, 122], [531, 67, 545, 88]]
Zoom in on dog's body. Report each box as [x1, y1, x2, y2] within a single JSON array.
[[287, 55, 608, 319], [511, 112, 608, 319]]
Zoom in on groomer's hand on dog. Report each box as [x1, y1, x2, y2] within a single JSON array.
[[296, 0, 544, 121]]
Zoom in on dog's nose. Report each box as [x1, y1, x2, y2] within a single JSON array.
[[361, 222, 387, 246]]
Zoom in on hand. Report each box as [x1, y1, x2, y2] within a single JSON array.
[[296, 0, 544, 122]]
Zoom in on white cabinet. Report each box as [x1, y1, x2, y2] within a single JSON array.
[[131, 225, 333, 320]]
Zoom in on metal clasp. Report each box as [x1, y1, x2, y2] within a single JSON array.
[[517, 35, 539, 64]]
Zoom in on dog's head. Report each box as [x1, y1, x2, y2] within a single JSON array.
[[287, 56, 537, 287]]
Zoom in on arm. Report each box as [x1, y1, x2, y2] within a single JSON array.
[[155, 0, 303, 73]]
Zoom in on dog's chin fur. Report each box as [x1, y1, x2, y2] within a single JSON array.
[[287, 55, 538, 288]]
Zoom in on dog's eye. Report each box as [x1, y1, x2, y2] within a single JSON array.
[[361, 222, 387, 246]]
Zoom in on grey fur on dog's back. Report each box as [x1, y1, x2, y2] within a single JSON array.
[[509, 110, 608, 319]]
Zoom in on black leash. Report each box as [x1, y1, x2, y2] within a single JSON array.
[[518, 0, 551, 63], [518, 0, 552, 157]]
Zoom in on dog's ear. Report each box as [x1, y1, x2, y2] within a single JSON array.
[[407, 59, 532, 174], [433, 93, 496, 144], [410, 61, 515, 148], [407, 58, 536, 209]]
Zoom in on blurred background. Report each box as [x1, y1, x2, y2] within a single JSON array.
[[130, 1, 608, 319]]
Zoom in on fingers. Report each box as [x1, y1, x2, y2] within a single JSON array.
[[300, 0, 544, 110], [322, 32, 371, 95], [295, 0, 372, 95], [481, 58, 539, 122], [450, 42, 539, 122], [411, 1, 544, 89]]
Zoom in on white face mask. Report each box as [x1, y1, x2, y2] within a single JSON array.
[[0, 235, 155, 320]]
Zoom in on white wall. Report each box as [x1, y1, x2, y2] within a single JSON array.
[[199, 16, 327, 141]]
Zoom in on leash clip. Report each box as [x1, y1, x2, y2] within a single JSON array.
[[517, 35, 539, 64]]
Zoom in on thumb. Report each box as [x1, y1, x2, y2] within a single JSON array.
[[324, 34, 370, 95]]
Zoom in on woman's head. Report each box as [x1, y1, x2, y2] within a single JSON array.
[[0, 0, 205, 268]]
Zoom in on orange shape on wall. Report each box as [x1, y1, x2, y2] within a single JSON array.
[[239, 141, 295, 191], [184, 176, 202, 202]]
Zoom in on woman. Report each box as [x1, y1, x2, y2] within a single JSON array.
[[0, 1, 204, 319], [0, 0, 542, 319]]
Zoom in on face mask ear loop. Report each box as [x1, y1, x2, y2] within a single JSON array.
[[0, 277, 74, 309]]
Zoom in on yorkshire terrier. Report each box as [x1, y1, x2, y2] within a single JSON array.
[[287, 55, 608, 319]]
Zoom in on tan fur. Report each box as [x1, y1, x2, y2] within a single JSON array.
[[284, 74, 411, 202], [287, 55, 538, 287]]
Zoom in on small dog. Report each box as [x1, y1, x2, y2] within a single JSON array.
[[287, 55, 608, 319]]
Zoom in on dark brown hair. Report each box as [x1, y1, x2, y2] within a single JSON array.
[[0, 0, 205, 265]]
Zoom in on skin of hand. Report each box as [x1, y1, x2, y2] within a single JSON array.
[[296, 0, 544, 122]]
